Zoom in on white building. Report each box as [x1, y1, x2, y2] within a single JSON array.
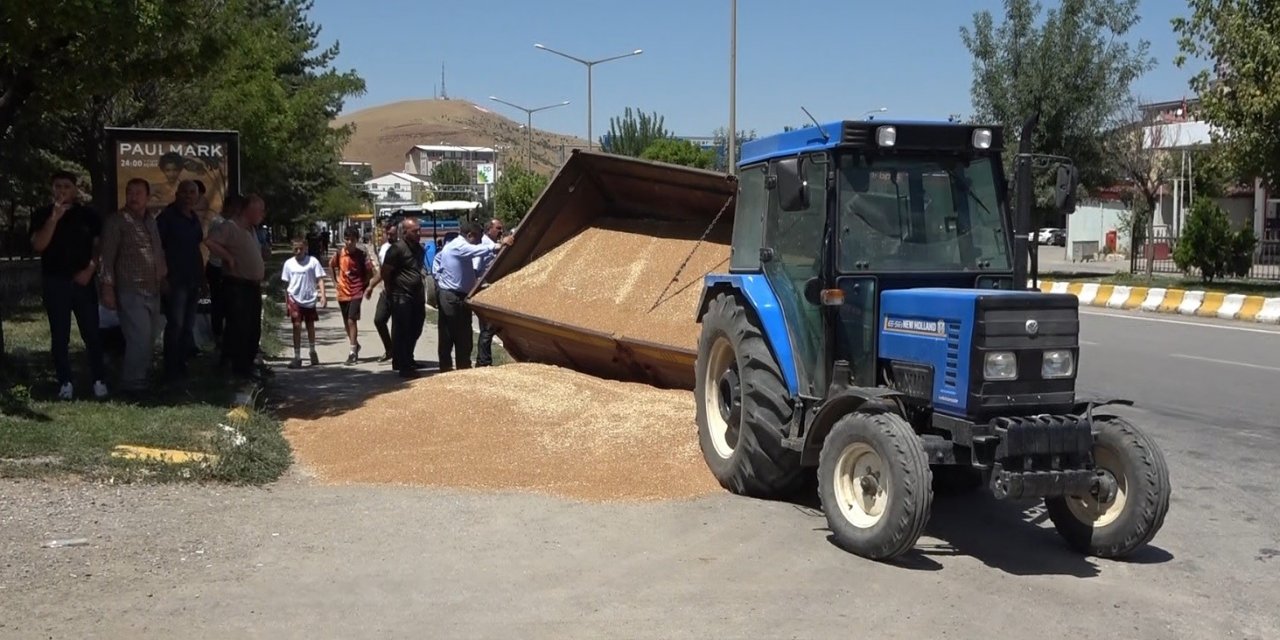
[[363, 171, 432, 205], [404, 144, 496, 180]]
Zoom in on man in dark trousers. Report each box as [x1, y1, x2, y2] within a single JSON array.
[[378, 218, 426, 378], [473, 218, 504, 366], [431, 222, 510, 372], [156, 180, 205, 377], [28, 170, 109, 400], [204, 194, 267, 381]]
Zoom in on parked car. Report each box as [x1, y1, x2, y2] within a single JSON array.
[[1037, 227, 1066, 246]]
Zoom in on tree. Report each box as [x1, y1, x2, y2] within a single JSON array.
[[710, 127, 758, 171], [493, 165, 548, 228], [640, 138, 716, 169], [316, 184, 368, 224], [960, 0, 1156, 210], [1173, 0, 1280, 189], [1103, 96, 1173, 271], [430, 161, 470, 201], [1173, 196, 1255, 282], [600, 107, 669, 157]]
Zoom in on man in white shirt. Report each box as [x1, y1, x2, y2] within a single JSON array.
[[281, 237, 327, 368], [432, 222, 511, 372]]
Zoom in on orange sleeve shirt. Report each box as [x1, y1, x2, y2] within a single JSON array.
[[333, 247, 372, 301]]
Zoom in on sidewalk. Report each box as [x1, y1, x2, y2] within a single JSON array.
[[265, 296, 448, 421]]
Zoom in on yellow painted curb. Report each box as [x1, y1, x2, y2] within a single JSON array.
[[1158, 289, 1186, 313], [1196, 291, 1226, 317], [1123, 286, 1148, 309], [1093, 284, 1115, 307], [1038, 280, 1053, 293], [111, 445, 218, 465], [1238, 296, 1267, 321], [1066, 282, 1084, 296]]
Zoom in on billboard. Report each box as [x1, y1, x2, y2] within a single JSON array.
[[104, 128, 241, 221], [476, 163, 495, 185]]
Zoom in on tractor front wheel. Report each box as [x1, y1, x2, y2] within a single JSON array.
[[818, 410, 933, 560], [1046, 416, 1171, 558], [695, 292, 802, 498]]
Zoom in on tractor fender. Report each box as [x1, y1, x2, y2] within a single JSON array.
[[799, 388, 905, 466], [697, 274, 801, 397], [1071, 397, 1135, 424]]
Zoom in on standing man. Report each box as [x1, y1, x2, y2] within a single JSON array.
[[473, 218, 503, 367], [203, 194, 231, 353], [378, 218, 425, 378], [330, 226, 377, 365], [368, 221, 397, 362], [205, 194, 267, 381], [432, 222, 510, 372], [100, 178, 168, 394], [156, 180, 205, 377], [28, 170, 109, 400]]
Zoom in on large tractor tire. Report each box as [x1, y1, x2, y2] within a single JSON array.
[[818, 410, 934, 560], [695, 292, 803, 498], [1046, 416, 1171, 558]]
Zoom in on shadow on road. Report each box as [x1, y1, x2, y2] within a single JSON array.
[[783, 476, 1173, 577], [267, 353, 443, 421]]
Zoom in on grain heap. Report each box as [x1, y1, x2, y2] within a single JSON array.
[[471, 217, 730, 352], [284, 363, 721, 502]]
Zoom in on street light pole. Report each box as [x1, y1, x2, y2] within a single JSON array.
[[534, 43, 643, 151], [728, 0, 737, 175], [489, 96, 571, 171]]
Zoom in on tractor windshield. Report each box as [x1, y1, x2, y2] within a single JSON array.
[[836, 155, 1010, 272]]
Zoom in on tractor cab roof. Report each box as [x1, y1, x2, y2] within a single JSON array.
[[739, 120, 1005, 167]]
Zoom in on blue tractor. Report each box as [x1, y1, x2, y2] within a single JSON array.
[[694, 118, 1171, 560]]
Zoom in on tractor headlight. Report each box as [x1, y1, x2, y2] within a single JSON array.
[[1041, 349, 1075, 379], [876, 126, 897, 147], [983, 351, 1017, 380], [972, 128, 993, 149]]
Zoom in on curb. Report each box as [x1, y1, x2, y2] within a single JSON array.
[[1033, 280, 1280, 324]]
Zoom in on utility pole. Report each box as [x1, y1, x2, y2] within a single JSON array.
[[489, 96, 571, 171], [728, 0, 737, 175], [534, 43, 643, 150]]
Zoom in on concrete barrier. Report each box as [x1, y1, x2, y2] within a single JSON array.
[[1034, 279, 1280, 325]]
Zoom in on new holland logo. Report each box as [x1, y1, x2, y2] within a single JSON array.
[[883, 316, 947, 337]]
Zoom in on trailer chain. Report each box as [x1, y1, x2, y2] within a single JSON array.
[[650, 193, 735, 312]]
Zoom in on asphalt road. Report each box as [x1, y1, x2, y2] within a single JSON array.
[[2, 307, 1278, 639]]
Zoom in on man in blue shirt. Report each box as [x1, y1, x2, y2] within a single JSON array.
[[432, 221, 511, 372]]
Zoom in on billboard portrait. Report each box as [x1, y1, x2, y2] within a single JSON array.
[[105, 128, 241, 223]]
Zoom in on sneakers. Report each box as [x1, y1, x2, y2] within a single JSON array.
[[309, 349, 320, 366], [58, 382, 74, 401], [345, 345, 360, 365], [93, 380, 109, 399], [288, 358, 302, 369]]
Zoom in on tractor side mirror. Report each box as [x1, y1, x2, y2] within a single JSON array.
[[775, 157, 809, 212], [803, 277, 823, 306], [1055, 164, 1078, 215]]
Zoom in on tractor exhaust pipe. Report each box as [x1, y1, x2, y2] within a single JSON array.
[[1014, 112, 1040, 290]]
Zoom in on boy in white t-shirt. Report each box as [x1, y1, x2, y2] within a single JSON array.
[[282, 238, 327, 368]]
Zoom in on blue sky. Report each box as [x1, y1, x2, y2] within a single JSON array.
[[313, 0, 1206, 139]]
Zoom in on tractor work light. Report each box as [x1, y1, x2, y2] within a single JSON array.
[[1041, 349, 1075, 379], [972, 128, 993, 149], [983, 351, 1017, 380], [876, 126, 897, 147]]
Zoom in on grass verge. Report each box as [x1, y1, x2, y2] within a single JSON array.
[[0, 287, 291, 484], [1060, 272, 1280, 297]]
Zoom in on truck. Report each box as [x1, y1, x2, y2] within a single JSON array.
[[469, 116, 1171, 561]]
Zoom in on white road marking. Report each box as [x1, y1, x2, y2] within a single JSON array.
[[1079, 309, 1280, 336], [1079, 340, 1100, 346], [1170, 353, 1280, 373]]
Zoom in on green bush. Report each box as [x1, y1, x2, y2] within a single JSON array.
[[1173, 198, 1255, 282]]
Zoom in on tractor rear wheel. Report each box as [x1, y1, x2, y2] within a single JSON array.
[[695, 292, 803, 498], [1046, 416, 1171, 558], [818, 410, 933, 560]]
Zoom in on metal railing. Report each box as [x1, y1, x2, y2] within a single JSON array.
[[1142, 227, 1280, 280]]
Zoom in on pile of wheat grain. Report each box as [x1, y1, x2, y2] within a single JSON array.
[[471, 217, 730, 351], [284, 363, 721, 501]]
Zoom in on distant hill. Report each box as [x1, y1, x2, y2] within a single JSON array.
[[332, 98, 589, 177]]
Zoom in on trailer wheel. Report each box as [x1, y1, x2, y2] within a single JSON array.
[[1046, 416, 1171, 558], [695, 292, 802, 498], [818, 410, 933, 560]]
